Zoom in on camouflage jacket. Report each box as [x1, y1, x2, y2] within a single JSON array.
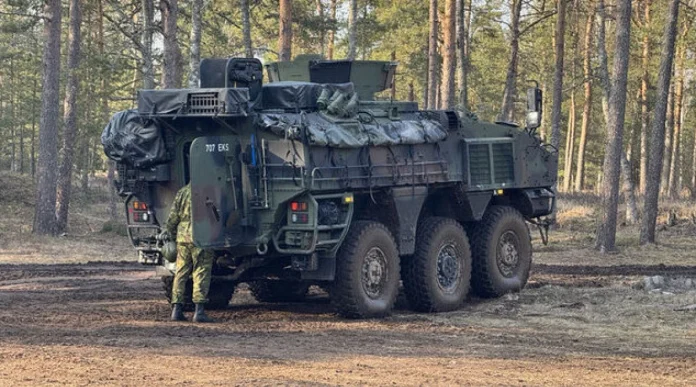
[[165, 184, 193, 244]]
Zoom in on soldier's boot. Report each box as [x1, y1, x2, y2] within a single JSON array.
[[193, 303, 214, 323], [170, 303, 186, 321]]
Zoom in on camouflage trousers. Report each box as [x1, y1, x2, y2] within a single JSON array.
[[171, 243, 214, 304]]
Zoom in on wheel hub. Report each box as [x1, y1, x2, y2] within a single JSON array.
[[362, 247, 388, 299], [437, 243, 460, 293], [497, 230, 520, 278]]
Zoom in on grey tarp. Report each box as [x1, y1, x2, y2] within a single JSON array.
[[261, 82, 355, 110], [258, 112, 447, 148], [101, 110, 168, 167], [138, 88, 252, 116]]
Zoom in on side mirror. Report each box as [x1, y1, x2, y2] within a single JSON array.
[[526, 84, 543, 130]]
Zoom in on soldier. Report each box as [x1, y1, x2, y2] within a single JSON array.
[[164, 183, 215, 323]]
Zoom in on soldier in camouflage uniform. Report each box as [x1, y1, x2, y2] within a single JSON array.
[[165, 183, 215, 323]]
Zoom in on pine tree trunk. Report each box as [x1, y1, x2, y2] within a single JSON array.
[[161, 0, 182, 88], [279, 0, 293, 61], [549, 0, 566, 152], [33, 0, 62, 235], [500, 0, 522, 122], [347, 0, 358, 60], [327, 0, 337, 59], [241, 0, 253, 57], [427, 0, 439, 110], [621, 153, 639, 224], [188, 0, 204, 87], [562, 91, 576, 192], [56, 0, 82, 234], [595, 0, 632, 253], [668, 26, 689, 198], [456, 0, 471, 109], [141, 0, 154, 89], [315, 0, 325, 56], [31, 78, 37, 178], [661, 83, 675, 195], [639, 0, 651, 195], [574, 9, 595, 192], [439, 0, 456, 109], [640, 0, 680, 245]]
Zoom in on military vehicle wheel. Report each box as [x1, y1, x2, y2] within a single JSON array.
[[402, 217, 471, 312], [249, 281, 310, 303], [469, 206, 532, 298], [331, 221, 400, 319], [162, 276, 235, 310]]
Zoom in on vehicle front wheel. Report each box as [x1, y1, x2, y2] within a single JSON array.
[[402, 217, 471, 312], [469, 206, 532, 298], [331, 221, 400, 319]]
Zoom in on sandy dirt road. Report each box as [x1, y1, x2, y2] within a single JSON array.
[[0, 262, 695, 386]]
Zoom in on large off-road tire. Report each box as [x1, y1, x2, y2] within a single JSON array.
[[331, 221, 400, 319], [249, 281, 310, 303], [469, 206, 532, 298], [402, 217, 472, 312], [162, 276, 235, 310]]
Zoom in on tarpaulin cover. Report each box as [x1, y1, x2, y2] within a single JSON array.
[[258, 112, 447, 148], [101, 110, 168, 167], [138, 88, 252, 116], [261, 82, 355, 110]]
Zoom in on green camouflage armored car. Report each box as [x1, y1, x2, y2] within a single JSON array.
[[102, 55, 557, 318]]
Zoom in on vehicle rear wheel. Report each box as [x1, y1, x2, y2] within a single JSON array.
[[249, 281, 310, 303], [402, 217, 471, 312], [331, 221, 400, 319], [469, 206, 532, 298], [162, 276, 235, 310]]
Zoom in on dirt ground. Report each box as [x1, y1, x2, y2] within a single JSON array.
[[1, 175, 696, 385]]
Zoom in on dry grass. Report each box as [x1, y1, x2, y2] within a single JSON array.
[[0, 172, 133, 264], [535, 192, 696, 267]]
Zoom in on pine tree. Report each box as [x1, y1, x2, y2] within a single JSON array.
[[640, 0, 681, 245]]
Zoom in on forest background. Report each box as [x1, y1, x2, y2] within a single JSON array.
[[0, 0, 692, 252]]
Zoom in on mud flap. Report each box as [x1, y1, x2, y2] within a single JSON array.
[[190, 136, 255, 248]]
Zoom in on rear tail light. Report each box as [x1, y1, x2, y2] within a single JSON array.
[[133, 201, 148, 210], [290, 201, 308, 212], [133, 212, 150, 222]]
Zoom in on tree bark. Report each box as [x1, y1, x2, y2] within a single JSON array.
[[562, 90, 576, 192], [347, 0, 358, 60], [279, 0, 293, 61], [33, 0, 62, 235], [667, 24, 689, 198], [595, 0, 632, 253], [31, 78, 37, 178], [315, 0, 325, 56], [621, 153, 639, 224], [549, 0, 566, 152], [160, 0, 182, 88], [456, 0, 471, 110], [640, 0, 680, 245], [241, 0, 253, 58], [56, 0, 82, 234], [440, 0, 456, 109], [638, 0, 651, 195], [141, 0, 155, 89], [661, 82, 675, 195], [327, 0, 337, 59], [574, 8, 595, 192], [500, 0, 522, 122], [188, 0, 204, 87], [427, 0, 439, 110]]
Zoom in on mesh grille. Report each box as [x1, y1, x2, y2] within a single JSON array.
[[492, 143, 514, 184], [469, 144, 491, 185], [188, 92, 220, 114]]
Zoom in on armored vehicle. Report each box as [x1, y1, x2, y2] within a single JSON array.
[[102, 55, 557, 318]]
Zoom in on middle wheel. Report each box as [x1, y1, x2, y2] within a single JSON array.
[[403, 217, 472, 312]]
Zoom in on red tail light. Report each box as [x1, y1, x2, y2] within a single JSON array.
[[290, 202, 307, 212], [133, 201, 148, 210]]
